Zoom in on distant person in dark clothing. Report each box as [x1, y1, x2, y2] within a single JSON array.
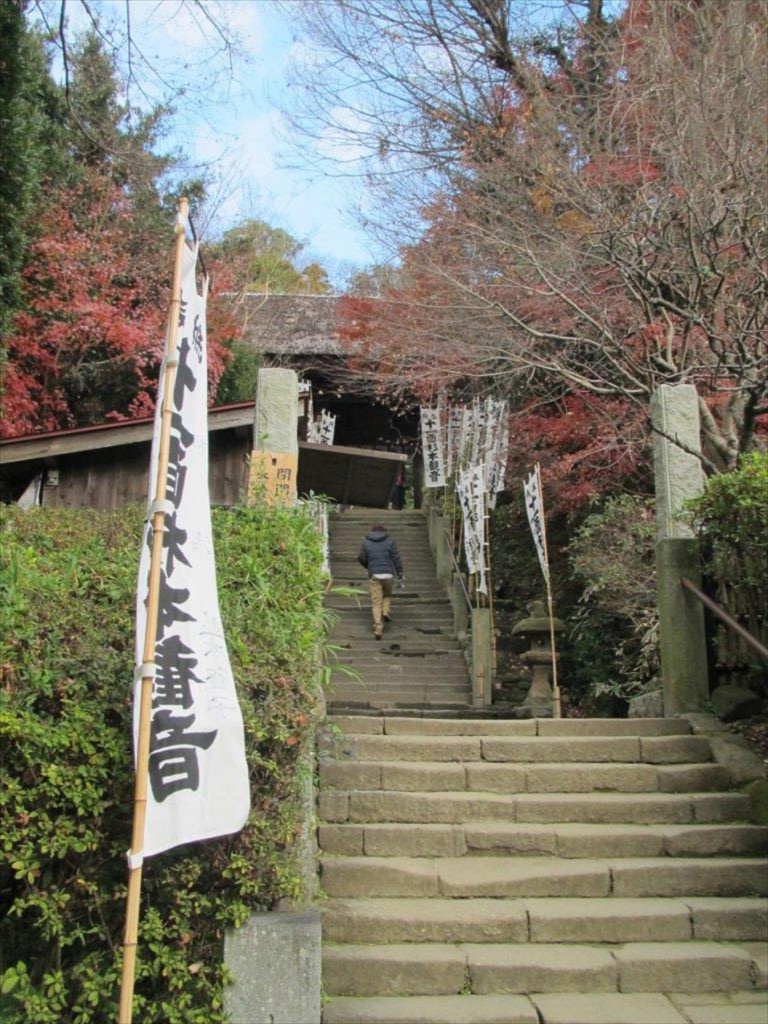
[[357, 523, 404, 639], [391, 464, 407, 510]]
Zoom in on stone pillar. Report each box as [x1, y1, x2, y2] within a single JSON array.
[[224, 910, 321, 1024], [651, 384, 709, 715], [248, 368, 299, 506], [471, 606, 493, 707], [452, 573, 469, 643]]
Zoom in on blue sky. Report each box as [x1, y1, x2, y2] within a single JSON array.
[[46, 0, 378, 283]]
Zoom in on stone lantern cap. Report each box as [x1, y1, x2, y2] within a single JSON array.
[[511, 600, 565, 637]]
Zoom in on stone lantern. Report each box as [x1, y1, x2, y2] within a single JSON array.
[[511, 600, 564, 717]]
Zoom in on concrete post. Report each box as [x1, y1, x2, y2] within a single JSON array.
[[452, 573, 469, 643], [224, 910, 321, 1024], [651, 384, 709, 715], [249, 368, 299, 506], [471, 606, 493, 707]]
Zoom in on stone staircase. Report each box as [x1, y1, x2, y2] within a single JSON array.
[[325, 509, 472, 711], [317, 715, 768, 1024]]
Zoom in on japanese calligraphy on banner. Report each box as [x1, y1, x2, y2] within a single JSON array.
[[523, 466, 550, 584], [446, 407, 465, 477], [457, 464, 487, 594], [308, 409, 336, 445], [135, 241, 249, 859], [487, 418, 509, 510], [420, 407, 446, 488]]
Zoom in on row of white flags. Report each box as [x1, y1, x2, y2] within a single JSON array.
[[421, 398, 510, 508], [134, 238, 249, 859], [421, 398, 510, 594], [420, 398, 550, 592], [300, 380, 337, 446]]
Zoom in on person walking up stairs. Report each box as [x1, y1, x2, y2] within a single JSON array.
[[325, 510, 472, 710], [357, 522, 404, 640]]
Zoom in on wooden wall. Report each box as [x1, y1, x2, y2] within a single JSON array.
[[40, 432, 251, 511]]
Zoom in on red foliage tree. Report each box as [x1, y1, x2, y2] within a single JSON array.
[[1, 175, 234, 439]]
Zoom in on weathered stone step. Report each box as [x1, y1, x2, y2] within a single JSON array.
[[322, 993, 539, 1024], [327, 595, 449, 608], [327, 694, 472, 709], [322, 941, 763, 997], [318, 821, 768, 859], [329, 658, 468, 673], [318, 733, 711, 764], [331, 638, 462, 647], [327, 716, 692, 736], [328, 680, 471, 692], [320, 855, 768, 899], [328, 701, 473, 714], [533, 992, 767, 1024], [322, 896, 768, 944], [318, 789, 750, 825], [319, 760, 729, 794], [330, 649, 467, 662]]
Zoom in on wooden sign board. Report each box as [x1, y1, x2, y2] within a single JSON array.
[[248, 451, 298, 507]]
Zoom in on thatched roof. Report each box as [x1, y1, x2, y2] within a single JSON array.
[[238, 293, 347, 356]]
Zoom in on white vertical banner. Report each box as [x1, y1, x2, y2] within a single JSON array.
[[317, 409, 336, 445], [488, 417, 509, 510], [523, 465, 550, 584], [446, 406, 465, 478], [134, 240, 250, 859], [470, 399, 487, 468], [457, 464, 487, 594], [298, 380, 313, 433], [421, 407, 446, 488]]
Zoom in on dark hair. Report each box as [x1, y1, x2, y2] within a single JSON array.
[[372, 523, 386, 532]]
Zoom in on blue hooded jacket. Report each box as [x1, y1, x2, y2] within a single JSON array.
[[357, 529, 403, 579]]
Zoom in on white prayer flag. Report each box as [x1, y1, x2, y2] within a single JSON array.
[[317, 409, 336, 445], [446, 407, 465, 477], [421, 407, 446, 488], [457, 464, 487, 594], [523, 467, 550, 584], [134, 240, 250, 859]]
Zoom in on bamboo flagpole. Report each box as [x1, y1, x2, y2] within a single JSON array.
[[118, 198, 188, 1024], [118, 200, 249, 1021], [523, 463, 561, 719]]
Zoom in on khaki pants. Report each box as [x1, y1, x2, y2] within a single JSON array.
[[369, 577, 394, 634]]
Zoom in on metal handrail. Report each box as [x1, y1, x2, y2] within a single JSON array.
[[680, 576, 768, 661], [443, 530, 473, 611]]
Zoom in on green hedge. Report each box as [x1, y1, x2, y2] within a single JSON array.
[[0, 502, 328, 1023]]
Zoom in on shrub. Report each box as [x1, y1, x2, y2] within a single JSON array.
[[0, 501, 328, 1023], [682, 452, 768, 690], [567, 494, 659, 704]]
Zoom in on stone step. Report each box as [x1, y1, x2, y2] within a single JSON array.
[[533, 992, 768, 1024], [326, 716, 692, 737], [318, 760, 730, 794], [331, 640, 464, 652], [328, 676, 470, 689], [328, 701, 473, 714], [321, 896, 768, 944], [322, 993, 539, 1024], [327, 694, 473, 709], [319, 855, 768, 900], [330, 649, 467, 662], [322, 941, 763, 997], [317, 733, 712, 764], [317, 789, 751, 825], [329, 659, 468, 673], [318, 821, 768, 859], [324, 990, 768, 1024]]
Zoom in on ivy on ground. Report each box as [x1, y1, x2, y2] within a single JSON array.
[[0, 502, 327, 1023]]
